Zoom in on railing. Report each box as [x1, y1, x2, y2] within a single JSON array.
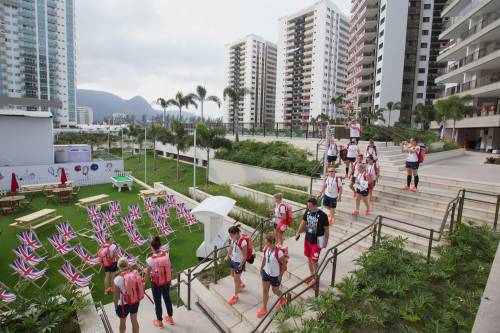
[[438, 72, 500, 98], [96, 301, 114, 333], [439, 45, 500, 76]]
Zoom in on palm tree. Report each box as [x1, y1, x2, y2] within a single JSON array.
[[192, 86, 221, 122], [435, 95, 476, 141], [330, 96, 343, 122], [127, 124, 142, 158], [165, 119, 192, 181], [148, 123, 167, 172], [155, 98, 169, 127], [163, 92, 198, 121], [223, 86, 252, 142], [413, 103, 435, 129], [196, 123, 231, 187], [378, 101, 401, 126]]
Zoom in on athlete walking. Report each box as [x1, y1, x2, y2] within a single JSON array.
[[401, 138, 420, 192], [318, 167, 343, 225]]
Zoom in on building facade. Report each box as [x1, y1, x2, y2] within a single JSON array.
[[0, 0, 77, 127], [223, 34, 277, 126], [76, 105, 93, 125], [348, 0, 447, 125], [275, 0, 349, 125], [433, 0, 500, 150]]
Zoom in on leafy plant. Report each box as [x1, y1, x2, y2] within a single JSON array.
[[484, 157, 500, 165]]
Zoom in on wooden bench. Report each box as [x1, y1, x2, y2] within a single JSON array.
[[139, 189, 166, 199], [30, 215, 63, 230], [10, 208, 60, 230], [76, 194, 110, 208]]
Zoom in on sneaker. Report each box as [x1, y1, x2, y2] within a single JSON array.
[[164, 316, 174, 325], [104, 287, 112, 295], [307, 279, 316, 288], [256, 307, 267, 318], [364, 209, 370, 215], [153, 320, 164, 328], [275, 297, 287, 309], [227, 295, 239, 305], [240, 283, 246, 290], [328, 216, 333, 225], [410, 186, 418, 192], [401, 186, 410, 191], [303, 277, 312, 284], [352, 210, 360, 216]]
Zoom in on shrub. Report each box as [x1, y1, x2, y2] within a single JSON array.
[[427, 141, 460, 154], [361, 124, 439, 145], [485, 156, 500, 165]]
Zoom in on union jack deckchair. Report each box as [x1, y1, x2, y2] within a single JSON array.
[[143, 197, 155, 212], [102, 209, 120, 227], [73, 244, 101, 273], [13, 244, 46, 267], [55, 221, 78, 242], [87, 205, 101, 221], [125, 227, 148, 253], [109, 200, 122, 216], [10, 258, 48, 289], [0, 287, 16, 304], [165, 194, 177, 208], [128, 204, 142, 221], [17, 230, 47, 255], [116, 245, 145, 272], [176, 203, 189, 221], [185, 211, 201, 231], [48, 233, 74, 259], [58, 261, 93, 290], [121, 215, 136, 233], [93, 231, 109, 247], [91, 218, 109, 234], [157, 204, 169, 219]]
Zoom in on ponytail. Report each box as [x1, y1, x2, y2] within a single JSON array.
[[228, 224, 241, 235]]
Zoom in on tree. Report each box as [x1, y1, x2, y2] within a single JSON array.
[[165, 119, 192, 181], [163, 91, 198, 121], [330, 96, 343, 122], [155, 98, 169, 127], [360, 108, 385, 125], [223, 86, 252, 142], [192, 86, 221, 122], [378, 101, 401, 126], [434, 95, 476, 141], [127, 124, 142, 159], [196, 123, 231, 187], [148, 123, 167, 172], [413, 103, 436, 129]]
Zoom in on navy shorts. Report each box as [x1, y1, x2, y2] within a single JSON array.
[[230, 260, 244, 274], [104, 262, 118, 273], [346, 157, 356, 162], [115, 303, 139, 318], [261, 270, 281, 287], [327, 155, 337, 163], [322, 195, 337, 209], [351, 176, 356, 183], [356, 189, 369, 197], [405, 161, 419, 170], [350, 137, 360, 143]]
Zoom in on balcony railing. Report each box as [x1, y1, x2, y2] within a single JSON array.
[[438, 45, 500, 76], [438, 72, 500, 98]]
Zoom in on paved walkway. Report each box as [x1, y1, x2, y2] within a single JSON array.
[[419, 151, 500, 184]]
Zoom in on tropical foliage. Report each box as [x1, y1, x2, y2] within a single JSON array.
[[360, 124, 439, 145], [191, 85, 221, 122], [378, 101, 401, 126], [165, 119, 192, 181], [223, 86, 252, 142], [434, 95, 477, 141], [158, 91, 198, 120]]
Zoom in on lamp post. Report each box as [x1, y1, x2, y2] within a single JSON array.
[[193, 126, 197, 190], [121, 127, 124, 159], [144, 125, 147, 184]]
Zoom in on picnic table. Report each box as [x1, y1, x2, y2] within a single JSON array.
[[76, 194, 110, 208], [0, 195, 25, 215], [0, 195, 25, 203], [139, 188, 166, 199], [52, 186, 73, 193], [21, 181, 73, 193], [11, 208, 61, 230]]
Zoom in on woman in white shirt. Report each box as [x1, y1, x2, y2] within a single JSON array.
[[344, 139, 359, 177], [256, 234, 287, 318], [365, 139, 378, 161], [326, 137, 338, 167], [401, 138, 420, 192], [353, 163, 371, 216], [226, 225, 247, 305], [346, 119, 361, 143]]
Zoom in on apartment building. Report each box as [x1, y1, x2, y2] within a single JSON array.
[[0, 0, 77, 127], [77, 105, 93, 125], [275, 0, 349, 125], [223, 34, 277, 126], [433, 0, 500, 150], [348, 0, 447, 125]]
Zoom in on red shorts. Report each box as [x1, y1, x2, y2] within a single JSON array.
[[275, 220, 289, 234], [304, 239, 321, 262]]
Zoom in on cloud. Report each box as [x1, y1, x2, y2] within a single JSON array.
[[76, 0, 351, 118]]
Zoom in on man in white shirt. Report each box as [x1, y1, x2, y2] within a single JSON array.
[[346, 119, 361, 143]]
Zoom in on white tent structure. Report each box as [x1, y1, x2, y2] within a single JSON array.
[[190, 196, 236, 258]]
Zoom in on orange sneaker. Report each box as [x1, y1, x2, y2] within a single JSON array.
[[410, 186, 418, 192], [227, 295, 238, 305], [328, 216, 333, 225], [104, 287, 113, 295], [153, 320, 164, 328], [256, 307, 267, 318], [352, 210, 360, 216], [275, 297, 287, 309], [307, 279, 316, 288], [164, 315, 174, 325], [240, 283, 246, 290], [364, 209, 370, 215], [401, 186, 410, 191]]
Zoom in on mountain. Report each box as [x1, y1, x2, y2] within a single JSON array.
[[76, 89, 197, 121]]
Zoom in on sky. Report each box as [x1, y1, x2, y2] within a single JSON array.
[[76, 0, 351, 118]]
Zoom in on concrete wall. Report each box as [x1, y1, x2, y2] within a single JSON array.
[[208, 158, 311, 191], [155, 141, 212, 166], [425, 148, 465, 164]]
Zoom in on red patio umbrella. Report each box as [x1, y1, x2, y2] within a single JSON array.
[[10, 172, 19, 193], [60, 168, 68, 185]]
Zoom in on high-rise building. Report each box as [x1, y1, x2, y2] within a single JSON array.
[[77, 105, 93, 125], [275, 0, 349, 125], [433, 0, 500, 149], [0, 0, 77, 127], [223, 34, 277, 126], [348, 0, 447, 125]]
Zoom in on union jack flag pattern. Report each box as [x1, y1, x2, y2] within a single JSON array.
[[116, 245, 140, 266], [0, 289, 16, 303], [93, 231, 108, 247], [14, 244, 45, 266], [186, 213, 199, 226], [59, 261, 93, 288], [17, 230, 43, 251], [166, 195, 176, 208], [127, 228, 147, 247], [176, 203, 188, 219], [109, 201, 121, 216], [121, 215, 136, 232], [128, 204, 142, 221], [157, 204, 169, 219], [160, 223, 174, 236], [87, 205, 101, 221], [73, 245, 100, 266], [56, 221, 78, 242], [10, 258, 47, 281], [143, 197, 155, 212], [102, 210, 119, 226], [91, 219, 107, 233], [48, 233, 73, 255]]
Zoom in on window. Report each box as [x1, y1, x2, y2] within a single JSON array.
[[421, 43, 428, 48], [418, 68, 426, 73], [379, 43, 384, 49], [417, 81, 425, 86], [379, 29, 384, 37], [375, 92, 380, 97], [380, 17, 385, 24], [378, 55, 383, 62], [424, 4, 431, 9], [422, 30, 429, 35], [423, 17, 430, 23], [381, 4, 386, 12], [420, 55, 427, 61], [416, 93, 424, 98], [377, 68, 382, 74], [376, 80, 380, 86]]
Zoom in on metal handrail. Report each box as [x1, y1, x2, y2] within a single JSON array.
[[96, 301, 114, 333]]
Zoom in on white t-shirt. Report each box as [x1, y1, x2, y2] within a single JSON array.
[[406, 145, 420, 162], [367, 163, 377, 180], [263, 247, 284, 277], [355, 173, 369, 191], [113, 275, 126, 305], [365, 146, 378, 160], [347, 144, 358, 158], [350, 124, 361, 138], [327, 143, 337, 156], [231, 239, 247, 263], [324, 175, 341, 198], [352, 161, 362, 177], [273, 204, 287, 225]]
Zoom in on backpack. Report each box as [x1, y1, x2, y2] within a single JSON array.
[[278, 203, 293, 227], [324, 176, 342, 194], [366, 145, 377, 158], [340, 148, 347, 161], [264, 245, 289, 273], [98, 244, 115, 268], [151, 252, 171, 287], [237, 234, 254, 264], [418, 146, 426, 163], [120, 270, 144, 305]]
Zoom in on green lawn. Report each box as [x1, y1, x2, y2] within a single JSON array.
[[0, 184, 203, 304]]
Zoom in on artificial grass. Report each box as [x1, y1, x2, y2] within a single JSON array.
[[0, 184, 203, 304]]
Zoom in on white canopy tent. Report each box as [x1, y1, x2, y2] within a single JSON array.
[[190, 196, 236, 258]]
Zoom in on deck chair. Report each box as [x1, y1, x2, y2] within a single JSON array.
[[91, 218, 112, 236], [109, 200, 122, 217], [73, 244, 101, 273], [55, 221, 78, 242], [0, 284, 17, 309], [13, 244, 47, 267], [151, 212, 176, 241], [93, 231, 109, 247], [128, 204, 142, 221], [10, 258, 48, 289], [184, 211, 202, 232], [48, 233, 74, 260], [116, 245, 145, 272], [165, 194, 177, 208], [59, 261, 93, 290], [124, 227, 148, 253], [17, 230, 47, 255], [157, 204, 169, 219], [102, 209, 120, 227], [87, 205, 101, 221], [120, 215, 137, 234], [143, 197, 155, 213], [176, 203, 189, 223]]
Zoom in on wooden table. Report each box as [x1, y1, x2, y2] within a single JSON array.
[[52, 187, 73, 193], [11, 208, 61, 230], [76, 194, 110, 208], [21, 181, 73, 193], [139, 188, 165, 199], [0, 195, 25, 203]]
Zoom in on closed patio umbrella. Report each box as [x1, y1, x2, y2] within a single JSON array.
[[60, 168, 67, 185], [10, 173, 19, 193]]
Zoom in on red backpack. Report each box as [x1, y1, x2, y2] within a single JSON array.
[[418, 146, 426, 163], [324, 176, 342, 194], [278, 203, 293, 227], [237, 234, 255, 264], [264, 245, 289, 273], [120, 270, 144, 305], [151, 252, 172, 287], [98, 244, 115, 268]]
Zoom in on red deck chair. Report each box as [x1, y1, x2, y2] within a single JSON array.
[[10, 258, 48, 289], [58, 261, 93, 290]]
